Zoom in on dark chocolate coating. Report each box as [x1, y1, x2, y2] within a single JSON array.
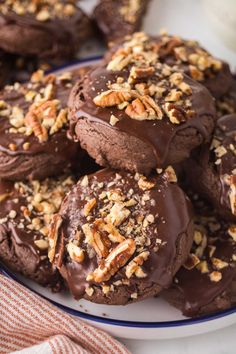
[[93, 0, 150, 43], [0, 50, 10, 87], [216, 80, 236, 117], [69, 65, 216, 174], [184, 114, 236, 222], [52, 168, 194, 305], [162, 205, 236, 317], [0, 177, 72, 289], [0, 1, 91, 60], [0, 68, 83, 181]]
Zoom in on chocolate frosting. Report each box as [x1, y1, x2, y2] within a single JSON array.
[[0, 178, 66, 288], [94, 0, 150, 42], [0, 1, 91, 58], [53, 168, 194, 301], [0, 68, 82, 171], [170, 215, 236, 317], [215, 114, 236, 216], [72, 65, 216, 168]]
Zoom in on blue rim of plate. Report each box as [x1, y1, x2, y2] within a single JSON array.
[[1, 262, 236, 328], [1, 56, 236, 329]]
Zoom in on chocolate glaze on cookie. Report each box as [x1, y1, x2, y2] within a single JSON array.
[[216, 80, 236, 117], [107, 33, 233, 98], [94, 0, 150, 43], [49, 167, 194, 304], [0, 68, 82, 181], [69, 33, 216, 174], [0, 0, 91, 60], [162, 202, 236, 317], [185, 114, 236, 222], [0, 175, 75, 289], [0, 50, 10, 87]]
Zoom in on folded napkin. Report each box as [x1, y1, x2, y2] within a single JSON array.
[[0, 274, 130, 354]]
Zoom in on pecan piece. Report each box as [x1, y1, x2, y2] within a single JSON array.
[[125, 251, 149, 278], [48, 214, 63, 262], [49, 108, 68, 135], [24, 111, 48, 142], [93, 90, 132, 107], [125, 98, 148, 120], [163, 103, 186, 124], [82, 222, 111, 258], [83, 198, 97, 217], [87, 238, 136, 283], [67, 242, 84, 263], [128, 66, 155, 84]]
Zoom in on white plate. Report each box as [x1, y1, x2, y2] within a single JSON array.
[[1, 263, 236, 340], [1, 56, 236, 340]]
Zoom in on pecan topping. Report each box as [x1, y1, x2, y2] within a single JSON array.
[[67, 242, 84, 263], [93, 90, 132, 107], [87, 239, 136, 283], [83, 222, 111, 258], [48, 214, 63, 262], [125, 251, 149, 278]]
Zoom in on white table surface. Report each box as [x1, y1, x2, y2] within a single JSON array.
[[81, 1, 236, 353], [120, 323, 236, 354]]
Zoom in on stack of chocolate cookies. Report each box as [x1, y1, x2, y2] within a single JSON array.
[[0, 0, 151, 87], [0, 66, 96, 289], [50, 32, 234, 316], [0, 4, 235, 317]]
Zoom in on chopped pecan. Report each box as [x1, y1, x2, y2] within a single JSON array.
[[126, 95, 163, 120], [163, 102, 186, 124], [67, 242, 84, 263], [34, 238, 49, 250], [164, 166, 177, 183], [49, 108, 68, 135], [125, 98, 148, 120], [228, 225, 236, 242], [165, 89, 182, 102], [82, 222, 111, 258], [229, 180, 236, 216], [96, 221, 125, 243], [174, 46, 188, 61], [48, 214, 63, 262], [128, 66, 155, 84], [189, 65, 204, 81], [196, 260, 209, 274], [183, 253, 200, 270], [87, 238, 136, 283], [125, 251, 149, 278], [137, 175, 155, 190], [83, 198, 97, 217], [105, 202, 131, 226], [24, 111, 48, 142], [211, 257, 228, 270], [93, 90, 132, 107], [107, 54, 132, 71], [209, 271, 222, 282]]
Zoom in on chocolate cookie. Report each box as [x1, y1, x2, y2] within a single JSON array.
[[0, 68, 82, 181], [0, 50, 10, 87], [184, 114, 236, 222], [107, 33, 233, 98], [162, 205, 236, 317], [216, 80, 236, 117], [93, 0, 150, 43], [49, 167, 194, 304], [69, 33, 216, 175], [0, 0, 91, 60], [0, 175, 75, 289]]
